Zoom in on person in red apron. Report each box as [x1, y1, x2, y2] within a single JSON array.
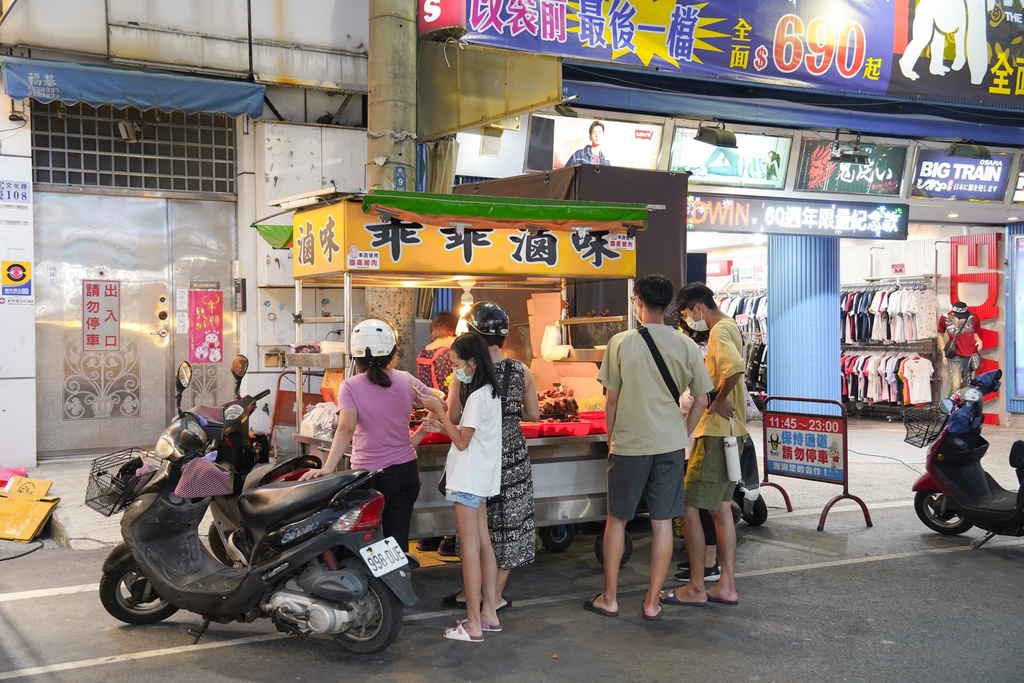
[[415, 311, 458, 553]]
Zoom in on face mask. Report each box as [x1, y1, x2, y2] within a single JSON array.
[[687, 308, 709, 332], [454, 365, 474, 384]]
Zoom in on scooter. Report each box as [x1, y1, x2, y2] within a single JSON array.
[[909, 369, 1024, 549], [93, 362, 416, 654], [187, 355, 320, 565]]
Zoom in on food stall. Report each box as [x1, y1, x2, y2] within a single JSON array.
[[283, 190, 649, 552]]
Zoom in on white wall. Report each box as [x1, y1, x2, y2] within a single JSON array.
[[0, 93, 37, 468], [455, 122, 530, 179]]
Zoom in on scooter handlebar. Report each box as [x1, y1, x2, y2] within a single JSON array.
[[253, 389, 271, 401]]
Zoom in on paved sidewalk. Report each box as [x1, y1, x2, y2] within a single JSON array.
[[20, 418, 1024, 550]]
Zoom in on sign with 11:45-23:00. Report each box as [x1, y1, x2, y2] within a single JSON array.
[[764, 411, 845, 484]]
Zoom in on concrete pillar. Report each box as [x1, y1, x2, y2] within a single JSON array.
[[767, 235, 841, 415], [367, 0, 417, 371]]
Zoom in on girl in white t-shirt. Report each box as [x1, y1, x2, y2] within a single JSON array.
[[416, 331, 502, 643]]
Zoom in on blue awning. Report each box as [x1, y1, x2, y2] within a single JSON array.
[[1, 56, 265, 118]]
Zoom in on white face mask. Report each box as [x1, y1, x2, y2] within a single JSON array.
[[454, 364, 474, 384], [685, 306, 709, 332]]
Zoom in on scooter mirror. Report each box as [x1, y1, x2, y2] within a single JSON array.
[[176, 361, 192, 391], [939, 398, 954, 414], [231, 355, 248, 380]]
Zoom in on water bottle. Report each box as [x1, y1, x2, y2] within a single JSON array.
[[724, 419, 741, 482]]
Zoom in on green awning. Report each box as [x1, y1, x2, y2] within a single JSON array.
[[255, 224, 293, 249], [361, 190, 648, 233]]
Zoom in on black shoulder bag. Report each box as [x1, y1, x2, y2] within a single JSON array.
[[944, 319, 968, 359], [637, 326, 680, 404]]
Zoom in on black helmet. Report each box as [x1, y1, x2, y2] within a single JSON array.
[[465, 301, 509, 338]]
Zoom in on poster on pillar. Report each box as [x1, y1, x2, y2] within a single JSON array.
[[188, 290, 224, 364], [420, 1, 1024, 112]]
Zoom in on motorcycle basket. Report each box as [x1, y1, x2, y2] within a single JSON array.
[[85, 448, 157, 516], [902, 406, 947, 448]]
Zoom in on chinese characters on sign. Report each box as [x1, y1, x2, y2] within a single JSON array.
[[188, 290, 224, 364], [795, 140, 906, 195], [688, 193, 908, 240], [291, 202, 639, 279], [82, 280, 120, 351], [764, 412, 845, 484], [421, 1, 1024, 111]]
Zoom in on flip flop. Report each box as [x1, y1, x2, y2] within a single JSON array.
[[458, 618, 502, 633], [642, 604, 664, 621], [659, 589, 707, 607], [443, 623, 483, 643], [706, 592, 739, 606], [583, 594, 619, 618]]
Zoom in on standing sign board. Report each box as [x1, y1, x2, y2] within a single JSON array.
[[761, 396, 871, 531]]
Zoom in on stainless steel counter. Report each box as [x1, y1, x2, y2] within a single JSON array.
[[293, 433, 610, 537]]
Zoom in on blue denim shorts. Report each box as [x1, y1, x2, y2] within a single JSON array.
[[446, 490, 488, 508]]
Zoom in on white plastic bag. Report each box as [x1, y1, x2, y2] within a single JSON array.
[[301, 402, 338, 439]]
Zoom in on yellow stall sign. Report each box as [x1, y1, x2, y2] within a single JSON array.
[[292, 201, 638, 279]]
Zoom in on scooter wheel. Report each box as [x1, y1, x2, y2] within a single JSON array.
[[332, 574, 403, 654], [99, 565, 178, 625], [742, 497, 769, 526], [914, 491, 974, 535]]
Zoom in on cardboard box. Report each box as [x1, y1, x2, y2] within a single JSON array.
[[0, 477, 60, 542]]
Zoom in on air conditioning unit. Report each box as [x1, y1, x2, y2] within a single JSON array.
[[487, 116, 521, 132]]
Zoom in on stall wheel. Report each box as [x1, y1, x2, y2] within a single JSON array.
[[594, 529, 632, 567]]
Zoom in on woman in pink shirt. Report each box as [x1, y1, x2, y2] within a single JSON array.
[[300, 318, 432, 553]]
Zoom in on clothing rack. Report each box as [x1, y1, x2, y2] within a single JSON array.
[[841, 338, 939, 420]]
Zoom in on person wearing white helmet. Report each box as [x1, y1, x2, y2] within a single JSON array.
[[300, 318, 435, 555]]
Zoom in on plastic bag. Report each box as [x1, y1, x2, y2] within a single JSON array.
[[745, 392, 762, 422], [300, 402, 338, 439]]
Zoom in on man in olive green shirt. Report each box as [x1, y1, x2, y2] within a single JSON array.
[[585, 275, 713, 621], [665, 282, 746, 608]]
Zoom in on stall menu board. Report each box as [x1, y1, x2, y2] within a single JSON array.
[[294, 201, 638, 279], [910, 149, 1013, 201], [82, 280, 120, 351], [524, 114, 662, 172], [670, 129, 791, 190], [764, 411, 845, 483], [687, 192, 908, 240], [794, 139, 906, 195]]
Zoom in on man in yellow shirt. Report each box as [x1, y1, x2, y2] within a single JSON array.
[[663, 282, 746, 608]]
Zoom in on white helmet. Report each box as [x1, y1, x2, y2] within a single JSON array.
[[351, 318, 397, 359]]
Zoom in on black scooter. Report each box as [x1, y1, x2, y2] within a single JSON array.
[[93, 362, 416, 654], [910, 369, 1024, 549]]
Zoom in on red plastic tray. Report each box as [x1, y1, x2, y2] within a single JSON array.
[[577, 410, 607, 434], [537, 421, 591, 437], [419, 432, 452, 446], [520, 422, 542, 439]]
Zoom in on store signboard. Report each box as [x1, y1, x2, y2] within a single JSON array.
[[524, 114, 662, 172], [669, 128, 790, 190], [910, 149, 1013, 201], [419, 1, 1024, 112], [294, 202, 637, 278], [794, 139, 906, 195], [1012, 165, 1024, 204], [687, 192, 908, 240]]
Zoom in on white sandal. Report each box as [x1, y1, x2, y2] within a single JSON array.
[[443, 622, 483, 642]]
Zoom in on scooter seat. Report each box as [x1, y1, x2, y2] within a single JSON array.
[[1009, 441, 1024, 470], [236, 469, 370, 528]]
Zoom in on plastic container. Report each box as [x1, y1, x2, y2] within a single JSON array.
[[577, 410, 607, 434], [520, 422, 542, 439]]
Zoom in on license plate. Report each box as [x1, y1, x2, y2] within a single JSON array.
[[359, 537, 409, 577]]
